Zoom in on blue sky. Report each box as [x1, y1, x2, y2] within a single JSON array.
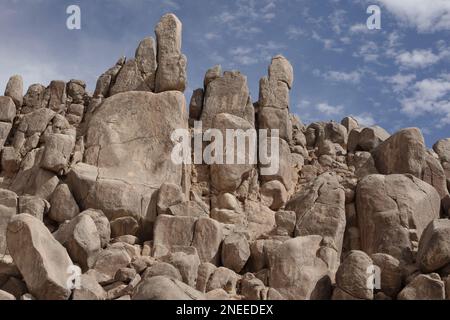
[[0, 0, 449, 146]]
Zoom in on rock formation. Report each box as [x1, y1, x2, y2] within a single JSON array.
[[0, 13, 449, 301]]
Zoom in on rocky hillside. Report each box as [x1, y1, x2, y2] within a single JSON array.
[[0, 13, 449, 301]]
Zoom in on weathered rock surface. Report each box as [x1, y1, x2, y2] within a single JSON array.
[[110, 38, 157, 95], [357, 126, 390, 151], [210, 113, 255, 193], [110, 216, 139, 238], [373, 128, 425, 176], [221, 233, 250, 273], [143, 262, 182, 281], [48, 184, 79, 223], [200, 72, 253, 129], [397, 274, 445, 300], [373, 128, 449, 200], [356, 174, 440, 263], [260, 180, 288, 211], [417, 219, 450, 273], [334, 251, 373, 300], [268, 236, 334, 300], [92, 245, 132, 282], [72, 274, 107, 300], [0, 96, 16, 123], [0, 189, 18, 254], [82, 209, 111, 248], [153, 215, 197, 256], [54, 214, 101, 271], [258, 55, 293, 144], [18, 195, 48, 221], [7, 214, 73, 300], [269, 55, 294, 89], [163, 250, 200, 287], [132, 276, 204, 300], [4, 75, 23, 107], [286, 173, 346, 257], [155, 14, 187, 93], [434, 138, 450, 163], [341, 117, 359, 133], [371, 253, 402, 298], [192, 217, 223, 264], [80, 91, 188, 220], [260, 137, 295, 192], [156, 183, 185, 216]]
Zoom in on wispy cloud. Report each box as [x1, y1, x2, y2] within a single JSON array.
[[312, 31, 344, 52], [377, 0, 450, 33], [207, 51, 225, 64], [349, 23, 370, 34], [229, 46, 259, 65], [316, 102, 344, 116], [287, 25, 305, 40], [329, 9, 347, 34], [386, 73, 417, 92], [395, 49, 441, 69], [213, 0, 279, 37], [162, 0, 180, 10], [228, 41, 285, 66], [399, 75, 450, 126], [205, 32, 220, 40], [353, 41, 379, 62], [314, 69, 362, 84]]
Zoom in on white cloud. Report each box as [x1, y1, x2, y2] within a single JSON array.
[[228, 46, 258, 65], [384, 36, 449, 70], [329, 9, 347, 34], [316, 102, 344, 116], [400, 75, 450, 126], [340, 37, 351, 45], [386, 73, 416, 92], [287, 26, 305, 39], [228, 41, 285, 66], [205, 32, 220, 40], [162, 0, 180, 10], [261, 1, 276, 12], [437, 40, 450, 59], [395, 49, 441, 69], [214, 0, 278, 37], [385, 31, 403, 57], [412, 78, 450, 101], [349, 23, 370, 34], [354, 41, 379, 62], [217, 11, 235, 23], [315, 70, 362, 84], [234, 55, 259, 66], [262, 12, 276, 21], [377, 0, 450, 33], [207, 51, 225, 64], [312, 31, 344, 53], [229, 46, 253, 56]]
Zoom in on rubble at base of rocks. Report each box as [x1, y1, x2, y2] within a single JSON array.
[[0, 13, 449, 301]]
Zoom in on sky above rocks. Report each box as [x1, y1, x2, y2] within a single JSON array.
[[0, 0, 449, 146]]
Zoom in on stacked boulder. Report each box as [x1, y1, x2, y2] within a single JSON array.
[[0, 13, 449, 301], [259, 56, 296, 203], [93, 13, 185, 102]]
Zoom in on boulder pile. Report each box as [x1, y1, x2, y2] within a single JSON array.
[[0, 13, 449, 300]]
